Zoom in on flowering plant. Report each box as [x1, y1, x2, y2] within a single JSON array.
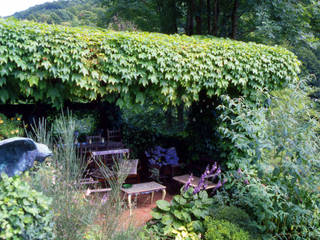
[[184, 163, 227, 194], [145, 146, 179, 167], [0, 113, 24, 140]]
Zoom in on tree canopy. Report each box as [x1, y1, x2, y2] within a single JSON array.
[[12, 0, 105, 27]]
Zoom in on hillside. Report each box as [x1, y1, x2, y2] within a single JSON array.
[[12, 0, 105, 28]]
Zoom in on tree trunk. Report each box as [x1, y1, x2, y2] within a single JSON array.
[[159, 0, 178, 34], [177, 103, 184, 129], [212, 0, 219, 36], [186, 0, 195, 35], [166, 105, 173, 128], [207, 0, 211, 34], [231, 0, 239, 39], [168, 0, 178, 34], [196, 0, 203, 34]]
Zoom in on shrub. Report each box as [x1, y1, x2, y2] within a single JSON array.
[[217, 83, 320, 238], [0, 173, 54, 240], [0, 113, 24, 140], [210, 205, 258, 235], [50, 110, 99, 141], [204, 217, 251, 240]]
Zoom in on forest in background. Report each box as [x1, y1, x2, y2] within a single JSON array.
[[12, 0, 105, 27]]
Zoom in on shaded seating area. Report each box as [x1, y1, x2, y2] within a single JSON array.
[[81, 148, 141, 196]]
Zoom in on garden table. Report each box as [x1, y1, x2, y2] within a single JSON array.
[[121, 181, 166, 216], [173, 174, 217, 189]]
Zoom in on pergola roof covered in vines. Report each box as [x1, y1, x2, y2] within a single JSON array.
[[0, 19, 300, 107]]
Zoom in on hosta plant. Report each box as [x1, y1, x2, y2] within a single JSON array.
[[146, 188, 213, 239]]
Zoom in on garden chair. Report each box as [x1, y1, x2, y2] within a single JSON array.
[[106, 129, 123, 148], [88, 149, 140, 183], [86, 135, 103, 144]]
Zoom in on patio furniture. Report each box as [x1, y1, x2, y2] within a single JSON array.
[[86, 135, 103, 144], [79, 177, 111, 196], [107, 129, 123, 148], [78, 142, 108, 154], [91, 148, 130, 167], [173, 174, 217, 190], [122, 159, 140, 183], [121, 181, 166, 215], [89, 149, 140, 183]]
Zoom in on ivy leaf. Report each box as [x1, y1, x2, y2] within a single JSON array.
[[47, 88, 60, 100], [116, 98, 124, 108], [149, 74, 158, 83], [0, 77, 6, 87], [0, 89, 9, 102], [135, 92, 145, 104], [28, 75, 39, 87]]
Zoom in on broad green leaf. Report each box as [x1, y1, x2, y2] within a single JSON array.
[[156, 200, 170, 211]]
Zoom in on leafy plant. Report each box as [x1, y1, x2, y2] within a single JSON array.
[[50, 110, 98, 139], [217, 83, 320, 239], [183, 163, 226, 194], [0, 19, 299, 108], [204, 217, 251, 240], [209, 205, 259, 237], [0, 113, 24, 140], [146, 188, 213, 239], [0, 173, 54, 240]]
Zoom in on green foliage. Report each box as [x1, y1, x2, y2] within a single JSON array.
[[204, 217, 251, 240], [210, 205, 258, 236], [217, 83, 320, 239], [145, 188, 213, 239], [0, 113, 24, 140], [50, 110, 98, 138], [0, 173, 54, 240], [0, 19, 299, 108], [12, 0, 105, 28], [102, 0, 160, 32]]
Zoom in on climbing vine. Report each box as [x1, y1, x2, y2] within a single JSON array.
[[0, 19, 300, 107]]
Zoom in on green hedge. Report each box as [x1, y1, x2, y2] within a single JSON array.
[[0, 19, 300, 107]]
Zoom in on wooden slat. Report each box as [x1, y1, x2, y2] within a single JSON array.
[[88, 188, 111, 193], [85, 188, 112, 196], [91, 148, 129, 156], [80, 180, 100, 185], [121, 181, 166, 195]]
